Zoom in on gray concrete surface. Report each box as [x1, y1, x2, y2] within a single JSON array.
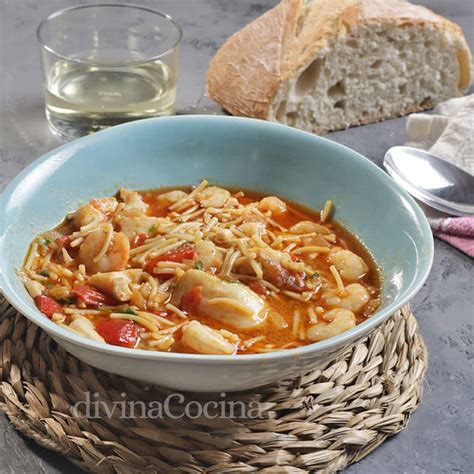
[[0, 1, 473, 472]]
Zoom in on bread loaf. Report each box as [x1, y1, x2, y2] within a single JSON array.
[[206, 0, 471, 134]]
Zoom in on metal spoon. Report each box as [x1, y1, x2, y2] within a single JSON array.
[[384, 146, 474, 216]]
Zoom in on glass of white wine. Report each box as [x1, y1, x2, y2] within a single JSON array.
[[37, 4, 182, 140]]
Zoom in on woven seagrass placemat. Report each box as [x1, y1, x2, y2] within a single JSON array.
[[0, 295, 427, 473]]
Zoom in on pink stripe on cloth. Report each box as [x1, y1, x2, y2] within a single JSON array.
[[429, 217, 474, 258]]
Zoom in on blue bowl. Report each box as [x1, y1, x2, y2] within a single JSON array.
[[0, 116, 433, 391]]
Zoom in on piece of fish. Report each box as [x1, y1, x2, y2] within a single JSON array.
[[172, 269, 268, 329]]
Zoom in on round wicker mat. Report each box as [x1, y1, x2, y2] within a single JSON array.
[[0, 295, 427, 473]]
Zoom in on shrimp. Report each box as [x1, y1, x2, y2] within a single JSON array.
[[181, 320, 236, 355], [307, 308, 356, 342], [259, 196, 287, 215], [239, 221, 267, 238], [79, 228, 130, 273], [289, 221, 331, 235], [321, 283, 370, 312], [118, 215, 167, 240], [196, 186, 231, 208], [73, 197, 117, 229], [91, 197, 118, 215], [328, 249, 368, 282]]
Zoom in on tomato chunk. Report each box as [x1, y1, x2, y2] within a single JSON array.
[[97, 320, 139, 348], [145, 244, 196, 274], [181, 286, 203, 314], [35, 295, 63, 318], [73, 285, 117, 306], [132, 232, 148, 248], [249, 281, 270, 297]]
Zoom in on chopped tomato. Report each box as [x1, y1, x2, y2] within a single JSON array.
[[73, 285, 117, 306], [249, 281, 270, 297], [145, 244, 196, 274], [132, 232, 148, 248], [97, 320, 139, 348], [55, 236, 70, 248], [181, 286, 203, 314], [35, 295, 63, 318]]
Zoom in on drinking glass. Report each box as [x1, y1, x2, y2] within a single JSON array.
[[37, 4, 182, 140]]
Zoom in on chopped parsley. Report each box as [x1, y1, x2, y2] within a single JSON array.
[[59, 296, 76, 304], [148, 223, 157, 234], [39, 269, 50, 278], [116, 308, 138, 316], [311, 272, 320, 278], [38, 238, 51, 247], [194, 260, 204, 270]]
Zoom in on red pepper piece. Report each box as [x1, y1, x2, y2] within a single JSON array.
[[73, 285, 117, 306], [97, 320, 139, 348], [145, 244, 196, 274], [180, 286, 203, 314], [132, 232, 148, 248], [35, 295, 63, 318]]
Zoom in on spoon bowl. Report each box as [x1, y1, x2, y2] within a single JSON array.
[[384, 146, 474, 216]]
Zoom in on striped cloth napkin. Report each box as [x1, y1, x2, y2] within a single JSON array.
[[405, 95, 474, 258]]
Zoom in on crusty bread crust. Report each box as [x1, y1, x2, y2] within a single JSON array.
[[206, 1, 289, 119], [206, 0, 472, 128]]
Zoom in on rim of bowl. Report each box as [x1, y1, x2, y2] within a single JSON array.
[[37, 3, 183, 67], [0, 115, 434, 364]]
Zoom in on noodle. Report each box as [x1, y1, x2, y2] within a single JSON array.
[[93, 224, 114, 263], [307, 307, 318, 324], [165, 303, 188, 319], [110, 313, 159, 333], [24, 242, 38, 270], [293, 246, 331, 254], [321, 200, 333, 222], [292, 310, 301, 337], [329, 265, 346, 294], [169, 179, 208, 210]]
